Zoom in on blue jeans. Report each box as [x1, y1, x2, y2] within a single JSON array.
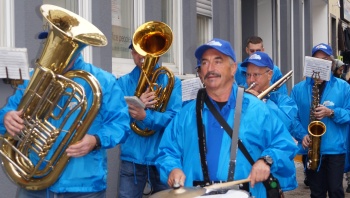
[[306, 154, 345, 198], [17, 188, 106, 198], [118, 160, 169, 198]]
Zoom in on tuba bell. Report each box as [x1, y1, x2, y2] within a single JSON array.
[[0, 4, 107, 190], [130, 21, 175, 136]]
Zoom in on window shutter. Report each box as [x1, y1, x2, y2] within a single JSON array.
[[197, 0, 212, 17]]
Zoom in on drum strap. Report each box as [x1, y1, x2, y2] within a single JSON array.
[[195, 87, 244, 186], [196, 88, 210, 185]]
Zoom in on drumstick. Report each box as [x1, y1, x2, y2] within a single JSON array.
[[205, 178, 251, 190]]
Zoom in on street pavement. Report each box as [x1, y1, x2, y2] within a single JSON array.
[[284, 161, 350, 198]]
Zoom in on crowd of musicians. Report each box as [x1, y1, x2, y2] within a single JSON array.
[[1, 6, 350, 198]]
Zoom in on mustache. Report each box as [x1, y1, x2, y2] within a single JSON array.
[[204, 71, 221, 80]]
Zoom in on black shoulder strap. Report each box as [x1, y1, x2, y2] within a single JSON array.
[[238, 140, 254, 165], [196, 88, 210, 185]]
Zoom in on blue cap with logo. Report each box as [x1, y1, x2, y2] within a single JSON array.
[[241, 51, 274, 70], [195, 38, 236, 64], [311, 43, 333, 56]]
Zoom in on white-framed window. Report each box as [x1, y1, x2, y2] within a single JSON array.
[[197, 0, 213, 47], [112, 0, 182, 77], [0, 0, 15, 47], [160, 0, 182, 75], [111, 0, 140, 77]]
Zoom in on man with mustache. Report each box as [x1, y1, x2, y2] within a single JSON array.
[[156, 38, 298, 198]]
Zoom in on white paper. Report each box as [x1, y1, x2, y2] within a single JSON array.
[[303, 56, 331, 81], [124, 96, 145, 109], [0, 47, 30, 80], [182, 77, 203, 102]]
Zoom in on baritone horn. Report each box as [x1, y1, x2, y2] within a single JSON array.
[[130, 21, 175, 136], [0, 4, 107, 190]]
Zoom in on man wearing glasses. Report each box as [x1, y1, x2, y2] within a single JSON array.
[[235, 36, 287, 94], [241, 52, 306, 192], [241, 51, 304, 134]]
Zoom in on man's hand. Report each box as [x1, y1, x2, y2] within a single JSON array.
[[4, 110, 24, 136], [245, 89, 259, 97], [66, 134, 96, 157], [140, 88, 157, 109], [168, 168, 186, 187], [313, 105, 332, 120], [248, 159, 270, 188], [302, 134, 311, 149], [128, 103, 146, 120]]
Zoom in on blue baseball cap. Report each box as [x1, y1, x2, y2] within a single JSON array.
[[128, 40, 133, 49], [241, 51, 274, 70], [195, 38, 236, 62], [312, 43, 333, 56], [195, 59, 201, 69]]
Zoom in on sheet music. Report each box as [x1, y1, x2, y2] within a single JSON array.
[[303, 56, 331, 81], [182, 77, 203, 102], [0, 47, 30, 80]]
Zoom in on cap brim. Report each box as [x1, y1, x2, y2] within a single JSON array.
[[195, 46, 214, 60], [312, 49, 332, 56], [241, 60, 270, 68]]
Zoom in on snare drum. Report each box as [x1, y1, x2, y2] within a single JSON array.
[[196, 189, 251, 198]]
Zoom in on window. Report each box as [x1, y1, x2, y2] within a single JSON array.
[[197, 0, 213, 46], [0, 0, 14, 47], [112, 0, 182, 77], [161, 0, 173, 64], [111, 0, 134, 59]]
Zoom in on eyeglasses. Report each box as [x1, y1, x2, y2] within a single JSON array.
[[249, 49, 262, 54], [245, 70, 270, 78]]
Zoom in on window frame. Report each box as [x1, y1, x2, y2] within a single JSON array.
[[0, 0, 15, 47], [112, 0, 182, 77]]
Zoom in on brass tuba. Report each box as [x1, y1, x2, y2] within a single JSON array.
[[307, 71, 326, 170], [130, 21, 175, 136], [0, 4, 107, 190]]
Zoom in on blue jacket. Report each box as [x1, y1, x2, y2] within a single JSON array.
[[291, 75, 350, 155], [156, 84, 298, 198], [117, 65, 182, 165], [0, 55, 130, 193], [235, 62, 288, 94], [266, 92, 307, 142]]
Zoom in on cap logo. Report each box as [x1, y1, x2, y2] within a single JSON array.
[[315, 44, 328, 50], [249, 54, 261, 60], [206, 40, 222, 47]]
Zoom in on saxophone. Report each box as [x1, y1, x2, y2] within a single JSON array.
[[307, 71, 326, 170]]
